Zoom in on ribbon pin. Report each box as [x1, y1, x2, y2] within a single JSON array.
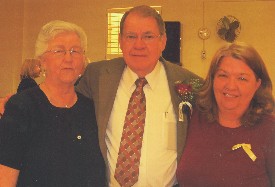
[[232, 143, 257, 161], [178, 101, 193, 122], [178, 102, 185, 122]]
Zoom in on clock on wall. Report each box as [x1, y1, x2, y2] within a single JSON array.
[[198, 27, 211, 40]]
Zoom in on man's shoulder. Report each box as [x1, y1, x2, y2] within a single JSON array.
[[163, 60, 203, 81], [86, 57, 124, 69]]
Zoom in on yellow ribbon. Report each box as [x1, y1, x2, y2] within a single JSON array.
[[232, 143, 257, 161]]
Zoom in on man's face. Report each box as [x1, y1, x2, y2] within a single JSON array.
[[119, 13, 167, 77]]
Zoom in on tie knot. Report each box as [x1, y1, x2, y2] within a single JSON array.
[[135, 78, 147, 88]]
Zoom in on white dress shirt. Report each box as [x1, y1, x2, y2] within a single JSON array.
[[106, 62, 177, 187]]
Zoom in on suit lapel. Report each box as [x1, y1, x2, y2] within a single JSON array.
[[162, 59, 189, 161], [97, 59, 125, 159]]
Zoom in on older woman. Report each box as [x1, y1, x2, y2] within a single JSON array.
[[17, 58, 41, 93], [177, 42, 274, 186], [0, 20, 105, 186]]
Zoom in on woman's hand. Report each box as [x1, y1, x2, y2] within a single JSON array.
[[0, 164, 19, 187]]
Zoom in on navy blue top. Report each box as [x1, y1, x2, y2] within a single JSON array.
[[0, 87, 106, 186], [17, 77, 38, 93]]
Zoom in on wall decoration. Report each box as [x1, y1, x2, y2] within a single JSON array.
[[198, 1, 210, 60], [198, 27, 211, 60], [216, 15, 241, 42], [198, 27, 211, 40]]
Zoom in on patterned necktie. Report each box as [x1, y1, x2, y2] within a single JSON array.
[[114, 78, 147, 187]]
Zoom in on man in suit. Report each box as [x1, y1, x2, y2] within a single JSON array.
[[76, 5, 201, 187]]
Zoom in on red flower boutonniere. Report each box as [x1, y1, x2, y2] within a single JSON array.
[[175, 79, 202, 122]]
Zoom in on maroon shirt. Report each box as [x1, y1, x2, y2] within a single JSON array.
[[177, 110, 275, 187]]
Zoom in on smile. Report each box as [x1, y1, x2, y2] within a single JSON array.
[[224, 93, 237, 98]]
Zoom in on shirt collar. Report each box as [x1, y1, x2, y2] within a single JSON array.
[[122, 61, 163, 91]]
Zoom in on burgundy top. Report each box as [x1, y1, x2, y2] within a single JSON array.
[[177, 110, 275, 187]]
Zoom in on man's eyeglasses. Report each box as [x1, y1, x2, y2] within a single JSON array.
[[123, 33, 161, 43], [44, 48, 85, 58]]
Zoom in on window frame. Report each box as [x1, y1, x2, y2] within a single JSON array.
[[106, 6, 162, 60]]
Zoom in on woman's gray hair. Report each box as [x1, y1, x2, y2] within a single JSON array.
[[35, 20, 87, 58]]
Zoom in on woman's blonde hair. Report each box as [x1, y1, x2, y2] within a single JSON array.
[[20, 58, 41, 80]]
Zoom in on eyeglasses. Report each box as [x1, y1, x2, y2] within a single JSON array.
[[123, 33, 161, 43], [44, 48, 85, 58]]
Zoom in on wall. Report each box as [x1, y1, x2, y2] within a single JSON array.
[[203, 1, 275, 80], [0, 0, 274, 96], [0, 0, 24, 96]]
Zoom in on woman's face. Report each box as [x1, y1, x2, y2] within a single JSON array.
[[41, 32, 85, 85], [213, 56, 261, 116]]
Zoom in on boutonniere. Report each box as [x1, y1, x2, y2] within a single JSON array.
[[174, 79, 202, 122], [232, 143, 257, 161]]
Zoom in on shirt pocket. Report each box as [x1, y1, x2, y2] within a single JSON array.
[[162, 105, 177, 151]]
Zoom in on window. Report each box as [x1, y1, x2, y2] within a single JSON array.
[[106, 6, 161, 60]]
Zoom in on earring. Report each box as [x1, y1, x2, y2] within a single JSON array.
[[42, 69, 46, 77]]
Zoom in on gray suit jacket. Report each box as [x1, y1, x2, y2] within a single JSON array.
[[76, 57, 202, 163]]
